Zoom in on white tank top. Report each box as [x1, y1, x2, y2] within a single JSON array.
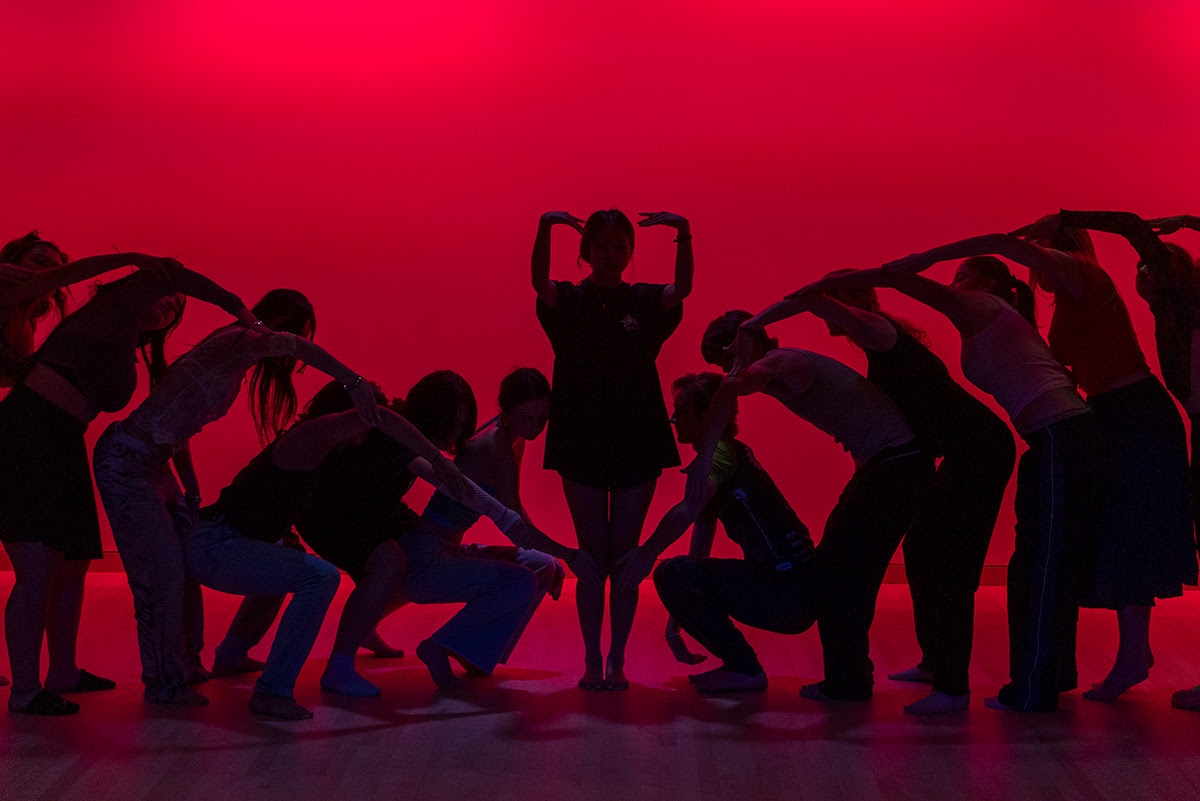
[[770, 348, 915, 465], [959, 296, 1082, 435]]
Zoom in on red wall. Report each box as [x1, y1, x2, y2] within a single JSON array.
[[3, 1, 1199, 562]]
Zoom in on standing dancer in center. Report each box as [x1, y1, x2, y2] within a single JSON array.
[[532, 209, 693, 690], [730, 279, 1016, 712]]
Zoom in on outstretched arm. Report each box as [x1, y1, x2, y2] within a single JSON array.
[[532, 211, 583, 307], [638, 212, 693, 309], [0, 252, 175, 312], [884, 231, 1087, 299], [796, 269, 1001, 338], [1147, 215, 1200, 236], [1055, 209, 1173, 273], [615, 474, 721, 591], [743, 293, 897, 352]]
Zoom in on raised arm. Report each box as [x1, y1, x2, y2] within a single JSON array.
[[158, 262, 256, 323], [742, 293, 897, 352], [796, 269, 1001, 338], [531, 211, 584, 307], [1054, 209, 1173, 272], [884, 231, 1087, 299], [638, 212, 693, 309], [0, 253, 176, 312], [283, 337, 380, 427], [1147, 215, 1200, 236]]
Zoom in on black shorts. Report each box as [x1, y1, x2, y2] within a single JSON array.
[[0, 385, 102, 560]]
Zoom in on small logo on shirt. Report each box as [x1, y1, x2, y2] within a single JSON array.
[[620, 314, 641, 331]]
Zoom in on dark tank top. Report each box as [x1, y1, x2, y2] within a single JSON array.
[[203, 441, 315, 543]]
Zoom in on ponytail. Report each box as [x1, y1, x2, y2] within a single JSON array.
[[961, 256, 1036, 326]]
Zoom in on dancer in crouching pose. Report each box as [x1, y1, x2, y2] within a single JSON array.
[[695, 311, 933, 702], [93, 289, 377, 705], [616, 372, 816, 693]]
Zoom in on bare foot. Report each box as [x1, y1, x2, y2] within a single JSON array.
[[578, 664, 605, 691], [904, 691, 969, 715], [1082, 651, 1154, 703], [799, 683, 832, 702], [694, 669, 767, 693], [605, 659, 629, 691], [1171, 685, 1200, 711], [249, 691, 314, 720], [416, 639, 464, 690], [360, 630, 405, 659], [211, 657, 266, 678], [888, 665, 934, 684], [144, 687, 209, 706], [450, 653, 490, 678]]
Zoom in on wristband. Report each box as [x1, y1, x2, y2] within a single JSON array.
[[674, 234, 693, 243]]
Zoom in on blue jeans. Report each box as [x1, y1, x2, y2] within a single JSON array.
[[184, 520, 340, 697], [93, 422, 205, 700]]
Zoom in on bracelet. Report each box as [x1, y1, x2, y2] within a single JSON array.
[[343, 374, 363, 390], [674, 234, 693, 243]]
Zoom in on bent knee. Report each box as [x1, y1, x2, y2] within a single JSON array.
[[366, 540, 407, 581], [653, 555, 700, 590]]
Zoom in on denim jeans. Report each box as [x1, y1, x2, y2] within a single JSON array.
[[93, 422, 205, 700], [185, 520, 340, 697]]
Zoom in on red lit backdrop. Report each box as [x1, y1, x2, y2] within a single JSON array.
[[2, 1, 1199, 563]]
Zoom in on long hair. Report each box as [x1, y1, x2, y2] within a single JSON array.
[[0, 231, 71, 345], [137, 296, 188, 387], [246, 289, 316, 443], [820, 269, 929, 346], [297, 378, 386, 423], [700, 310, 778, 366], [392, 370, 478, 455], [961, 256, 1037, 325]]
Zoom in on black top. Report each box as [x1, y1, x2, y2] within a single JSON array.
[[295, 430, 422, 548], [536, 279, 682, 481], [36, 267, 243, 413], [203, 441, 316, 543], [864, 324, 1003, 457], [701, 439, 813, 571]]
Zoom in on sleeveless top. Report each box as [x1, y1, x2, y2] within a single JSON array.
[[702, 438, 814, 572], [771, 348, 914, 465], [203, 440, 315, 543], [125, 326, 298, 451], [960, 295, 1082, 436], [864, 324, 1003, 457], [1047, 260, 1149, 396]]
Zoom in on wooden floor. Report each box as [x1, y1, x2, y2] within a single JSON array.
[[2, 574, 1200, 801]]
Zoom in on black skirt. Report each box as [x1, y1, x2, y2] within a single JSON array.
[[1081, 376, 1198, 608], [0, 385, 102, 560]]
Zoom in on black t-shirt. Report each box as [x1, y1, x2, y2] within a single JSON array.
[[865, 325, 1003, 457], [701, 439, 813, 571], [204, 441, 316, 543], [536, 279, 682, 480]]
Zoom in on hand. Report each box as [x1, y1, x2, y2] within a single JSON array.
[[1147, 215, 1198, 235], [1010, 213, 1062, 241], [345, 378, 382, 428], [0, 263, 37, 288], [881, 252, 937, 274], [432, 455, 473, 502], [234, 306, 266, 330], [540, 211, 585, 233], [665, 618, 707, 665], [566, 549, 603, 585], [683, 453, 713, 505], [728, 327, 760, 375], [613, 546, 656, 591], [637, 211, 690, 234]]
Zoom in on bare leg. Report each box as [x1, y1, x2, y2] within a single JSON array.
[[5, 543, 77, 712], [562, 479, 610, 690], [1083, 605, 1154, 702], [360, 594, 409, 657], [43, 558, 90, 690], [605, 479, 657, 690], [321, 541, 406, 696]]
